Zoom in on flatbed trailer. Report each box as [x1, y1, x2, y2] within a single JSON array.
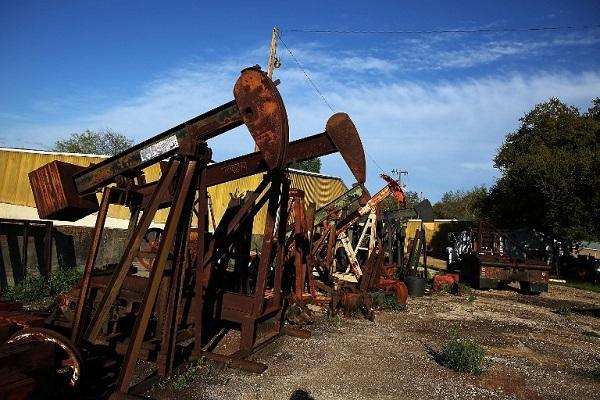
[[450, 221, 550, 294]]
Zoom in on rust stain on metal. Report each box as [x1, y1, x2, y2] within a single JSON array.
[[7, 327, 83, 388], [380, 174, 406, 205], [325, 113, 366, 184], [234, 67, 288, 170]]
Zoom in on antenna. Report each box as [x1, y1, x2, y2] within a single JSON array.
[[391, 168, 408, 188]]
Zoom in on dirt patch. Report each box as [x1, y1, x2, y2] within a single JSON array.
[[146, 284, 600, 400]]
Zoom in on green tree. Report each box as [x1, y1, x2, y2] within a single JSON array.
[[380, 189, 421, 212], [289, 157, 321, 173], [53, 129, 133, 155], [432, 185, 487, 220], [484, 97, 600, 243]]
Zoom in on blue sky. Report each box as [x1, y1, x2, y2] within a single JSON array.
[[1, 1, 599, 201]]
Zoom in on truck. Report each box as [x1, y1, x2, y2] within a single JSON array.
[[448, 221, 550, 294]]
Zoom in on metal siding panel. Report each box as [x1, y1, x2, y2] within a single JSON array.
[[0, 150, 350, 231], [0, 150, 106, 208]]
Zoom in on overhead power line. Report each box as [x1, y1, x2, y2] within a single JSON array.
[[278, 36, 335, 113], [277, 22, 600, 177], [284, 24, 600, 35], [278, 35, 387, 174]]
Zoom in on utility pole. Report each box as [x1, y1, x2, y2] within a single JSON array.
[[256, 27, 281, 152], [391, 168, 408, 188], [267, 27, 281, 79]]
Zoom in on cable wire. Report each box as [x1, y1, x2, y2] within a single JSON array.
[[284, 24, 600, 35], [278, 36, 335, 113], [280, 22, 600, 177], [278, 35, 388, 175]]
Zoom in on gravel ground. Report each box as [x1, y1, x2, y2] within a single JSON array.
[[148, 284, 600, 400]]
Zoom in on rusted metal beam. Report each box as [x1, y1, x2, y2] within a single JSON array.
[[336, 175, 405, 235], [206, 113, 365, 186], [252, 175, 282, 317], [192, 170, 208, 359], [115, 152, 203, 393], [70, 187, 113, 344], [73, 67, 286, 195], [135, 113, 366, 208], [83, 159, 181, 343], [312, 184, 367, 228], [72, 102, 239, 195]]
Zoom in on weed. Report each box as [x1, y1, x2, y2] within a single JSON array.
[[456, 283, 477, 302], [381, 295, 406, 311], [556, 281, 600, 293], [369, 290, 386, 306], [557, 305, 572, 316], [321, 313, 345, 330], [433, 336, 491, 375], [578, 364, 600, 382], [467, 292, 477, 303], [369, 290, 406, 311], [457, 283, 472, 295], [436, 284, 454, 294], [582, 330, 600, 338], [2, 268, 81, 302]]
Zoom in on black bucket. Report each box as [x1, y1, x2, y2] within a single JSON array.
[[405, 276, 426, 297]]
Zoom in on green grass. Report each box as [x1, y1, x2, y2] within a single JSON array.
[[434, 283, 454, 294], [369, 290, 406, 311], [557, 305, 572, 316], [2, 268, 81, 302], [467, 292, 477, 303], [582, 330, 600, 338], [434, 336, 491, 375], [321, 313, 346, 331], [555, 281, 600, 293], [457, 283, 472, 294]]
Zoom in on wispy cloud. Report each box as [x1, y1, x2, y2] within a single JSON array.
[[389, 31, 600, 70], [284, 47, 398, 73], [2, 42, 599, 200], [277, 30, 600, 74]]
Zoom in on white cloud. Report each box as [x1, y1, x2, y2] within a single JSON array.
[[388, 31, 600, 70], [289, 70, 600, 198], [2, 44, 600, 201]]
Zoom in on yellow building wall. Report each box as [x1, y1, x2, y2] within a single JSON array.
[[0, 149, 165, 221], [0, 149, 105, 208], [405, 220, 437, 246], [0, 149, 348, 234], [288, 173, 348, 209]]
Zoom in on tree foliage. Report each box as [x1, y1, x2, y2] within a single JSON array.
[[380, 190, 421, 212], [433, 185, 487, 220], [290, 157, 321, 173], [484, 97, 600, 243], [53, 129, 133, 155]]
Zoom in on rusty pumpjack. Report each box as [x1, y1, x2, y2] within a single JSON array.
[[307, 175, 408, 318], [0, 67, 366, 399]]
